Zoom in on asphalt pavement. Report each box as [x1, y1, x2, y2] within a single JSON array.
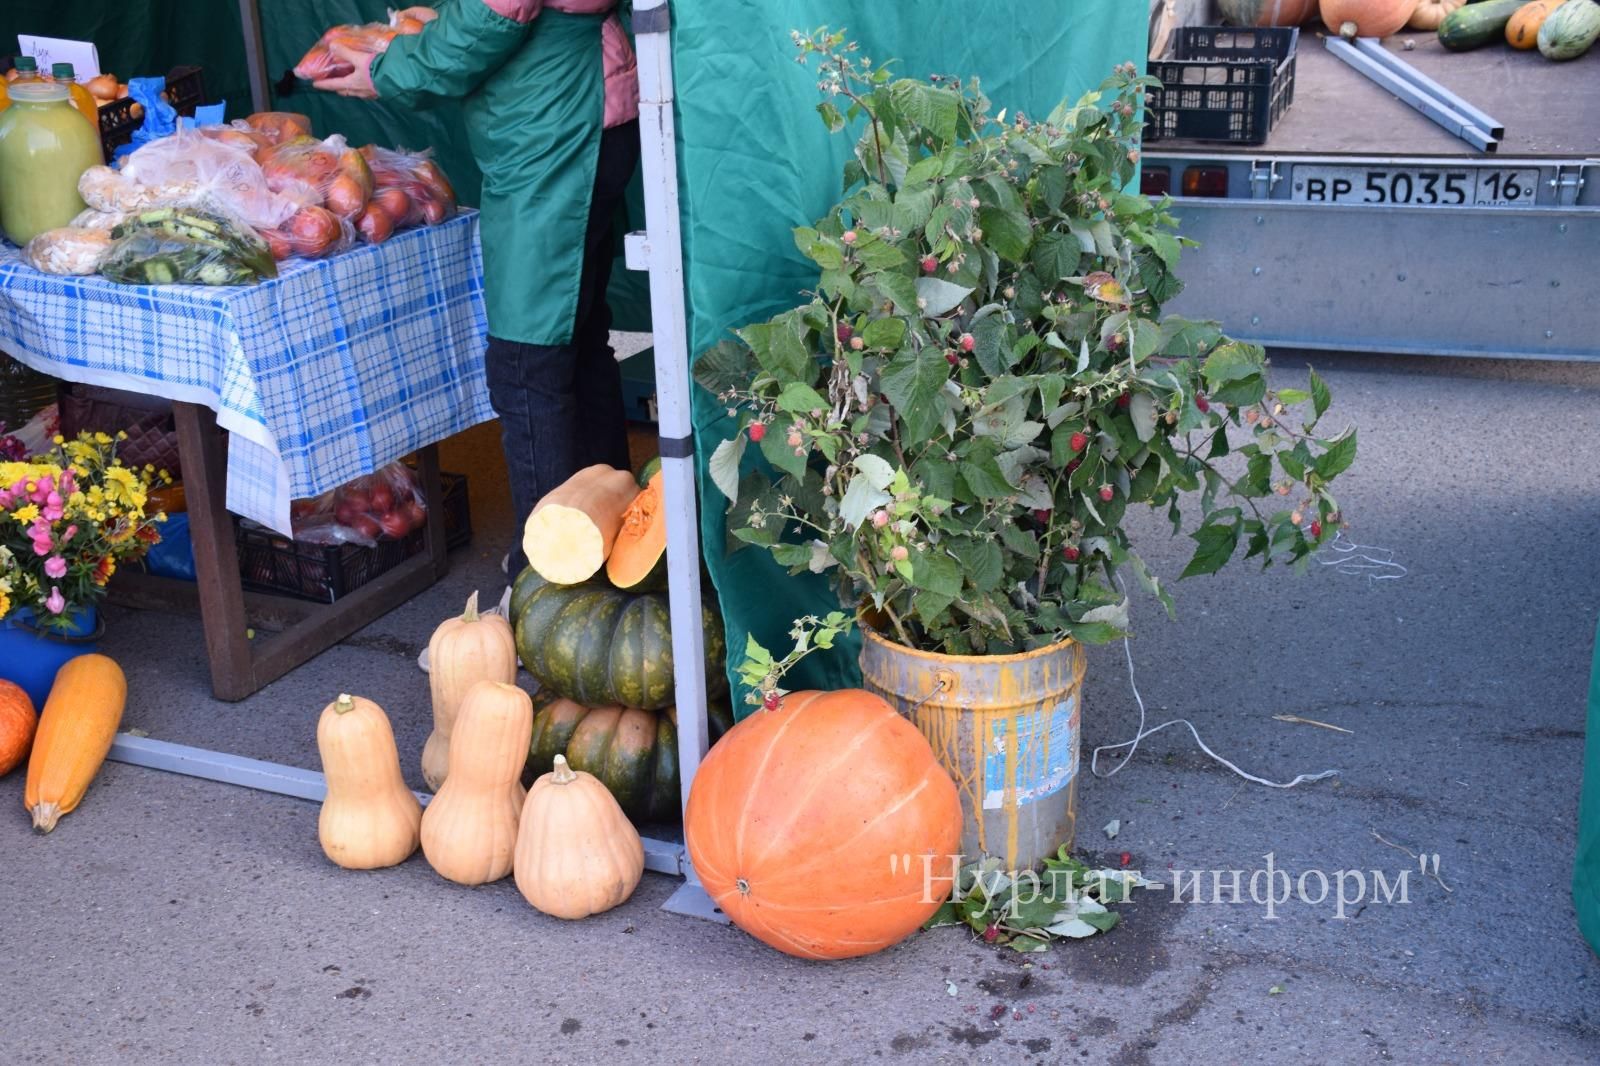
[[4, 348, 1598, 1064]]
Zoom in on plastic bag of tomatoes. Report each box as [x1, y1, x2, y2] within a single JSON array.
[[285, 462, 428, 547]]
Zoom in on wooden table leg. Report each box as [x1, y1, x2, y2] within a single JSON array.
[[171, 402, 256, 701], [415, 443, 450, 581]]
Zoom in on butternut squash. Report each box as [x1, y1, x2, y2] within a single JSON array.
[[24, 654, 126, 833], [514, 755, 644, 919], [521, 465, 641, 585], [1508, 0, 1569, 48], [422, 590, 517, 791], [317, 694, 422, 869], [419, 680, 533, 885]]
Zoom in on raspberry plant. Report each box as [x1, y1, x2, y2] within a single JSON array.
[[694, 30, 1356, 656]]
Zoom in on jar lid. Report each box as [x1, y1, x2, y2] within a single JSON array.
[[13, 56, 38, 73], [7, 82, 71, 103], [51, 62, 76, 80]]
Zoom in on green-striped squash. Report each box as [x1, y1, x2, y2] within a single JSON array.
[[1438, 0, 1526, 48], [1538, 0, 1600, 57], [525, 695, 734, 822], [512, 570, 728, 710]]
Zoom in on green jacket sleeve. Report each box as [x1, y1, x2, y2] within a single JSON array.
[[371, 0, 531, 110]]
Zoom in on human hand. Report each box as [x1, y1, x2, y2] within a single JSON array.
[[311, 41, 380, 99]]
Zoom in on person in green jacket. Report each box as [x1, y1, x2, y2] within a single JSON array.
[[314, 0, 641, 576]]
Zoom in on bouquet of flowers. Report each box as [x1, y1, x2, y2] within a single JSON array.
[[0, 432, 168, 633]]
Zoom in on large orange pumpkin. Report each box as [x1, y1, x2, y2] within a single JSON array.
[[0, 679, 38, 777], [1218, 0, 1320, 26], [1320, 0, 1419, 36], [684, 689, 962, 960]]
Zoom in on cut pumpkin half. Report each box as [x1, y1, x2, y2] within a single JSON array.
[[606, 469, 667, 592], [522, 465, 641, 585]]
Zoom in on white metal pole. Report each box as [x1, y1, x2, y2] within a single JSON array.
[[237, 0, 272, 114], [631, 0, 712, 820]]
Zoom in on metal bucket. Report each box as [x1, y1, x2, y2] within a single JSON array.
[[860, 628, 1085, 872]]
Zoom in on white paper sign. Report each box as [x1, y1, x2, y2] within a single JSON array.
[[16, 35, 101, 80]]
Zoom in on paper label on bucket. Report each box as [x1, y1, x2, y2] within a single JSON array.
[[981, 695, 1080, 811]]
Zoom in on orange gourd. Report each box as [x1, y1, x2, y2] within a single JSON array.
[[1408, 0, 1466, 30], [420, 680, 533, 885], [1321, 0, 1420, 36], [422, 590, 518, 791], [1507, 0, 1569, 46], [0, 679, 38, 777], [514, 754, 644, 919], [522, 465, 641, 585], [24, 654, 126, 832], [684, 689, 963, 960], [317, 693, 422, 869], [604, 470, 667, 591]]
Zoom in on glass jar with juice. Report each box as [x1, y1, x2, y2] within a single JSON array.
[[0, 81, 102, 246]]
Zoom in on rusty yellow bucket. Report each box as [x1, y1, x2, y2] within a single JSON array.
[[860, 628, 1086, 872]]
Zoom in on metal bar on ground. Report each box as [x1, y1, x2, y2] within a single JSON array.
[[106, 734, 686, 876], [1351, 38, 1504, 138], [633, 0, 722, 921], [1325, 38, 1496, 154]]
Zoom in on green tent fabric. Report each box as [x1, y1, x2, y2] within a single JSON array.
[[1, 1, 251, 116], [1576, 614, 1600, 956], [672, 1, 1148, 707]]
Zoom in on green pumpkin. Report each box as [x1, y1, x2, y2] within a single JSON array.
[[512, 570, 728, 710], [525, 694, 735, 822]]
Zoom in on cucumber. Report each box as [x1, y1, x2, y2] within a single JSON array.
[[1439, 0, 1526, 49], [1538, 0, 1600, 58]]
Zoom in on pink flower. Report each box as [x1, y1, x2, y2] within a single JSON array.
[[44, 555, 67, 579], [61, 524, 79, 543], [30, 475, 53, 503], [45, 586, 66, 615], [0, 489, 12, 508], [31, 533, 54, 556]]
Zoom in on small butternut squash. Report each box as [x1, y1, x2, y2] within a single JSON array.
[[514, 755, 644, 919], [0, 680, 38, 777], [1508, 0, 1569, 47], [24, 654, 126, 833], [422, 590, 517, 791], [521, 465, 641, 585], [317, 693, 422, 869], [1409, 0, 1466, 30], [420, 680, 533, 885]]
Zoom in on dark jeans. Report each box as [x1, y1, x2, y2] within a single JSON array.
[[486, 120, 640, 574]]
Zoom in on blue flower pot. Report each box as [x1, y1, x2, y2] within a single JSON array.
[[0, 606, 103, 709]]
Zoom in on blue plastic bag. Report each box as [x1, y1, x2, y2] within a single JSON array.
[[111, 76, 178, 162], [142, 512, 196, 581]]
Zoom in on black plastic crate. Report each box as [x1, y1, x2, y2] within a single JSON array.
[[1145, 27, 1297, 146], [237, 471, 471, 604], [98, 65, 207, 160]]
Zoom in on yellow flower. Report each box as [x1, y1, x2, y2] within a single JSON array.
[[12, 503, 39, 525], [0, 590, 10, 620]]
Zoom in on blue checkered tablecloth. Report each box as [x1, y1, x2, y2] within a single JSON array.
[[0, 212, 493, 535]]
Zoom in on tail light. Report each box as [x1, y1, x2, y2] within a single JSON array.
[[1181, 166, 1230, 198], [1140, 167, 1171, 198]]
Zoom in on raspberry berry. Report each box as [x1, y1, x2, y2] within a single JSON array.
[[959, 333, 975, 353], [946, 351, 960, 366], [850, 336, 864, 351], [747, 423, 766, 442], [1195, 393, 1210, 413], [1063, 545, 1081, 562], [891, 545, 909, 562], [1069, 431, 1089, 453], [1099, 485, 1115, 502], [841, 229, 858, 245], [836, 323, 853, 343], [1033, 508, 1051, 524], [1066, 459, 1081, 473], [1116, 393, 1131, 410], [1119, 851, 1132, 867], [762, 691, 781, 712], [921, 255, 938, 274], [871, 509, 890, 529], [1310, 521, 1323, 538]]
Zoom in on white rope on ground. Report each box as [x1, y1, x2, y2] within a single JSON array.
[[1313, 530, 1408, 581], [1091, 575, 1342, 789]]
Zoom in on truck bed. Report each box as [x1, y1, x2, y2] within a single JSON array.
[[1155, 30, 1600, 158]]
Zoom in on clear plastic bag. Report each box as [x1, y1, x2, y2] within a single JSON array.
[[293, 12, 426, 82], [257, 134, 373, 220], [360, 144, 457, 227], [117, 128, 311, 232], [285, 462, 429, 546], [99, 207, 277, 286], [261, 204, 358, 261], [24, 227, 113, 276]]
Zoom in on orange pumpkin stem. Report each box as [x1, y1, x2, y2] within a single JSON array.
[[334, 693, 356, 714], [460, 589, 480, 623], [551, 754, 578, 784]]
